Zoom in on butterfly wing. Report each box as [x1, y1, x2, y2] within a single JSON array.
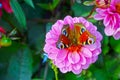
[[74, 23, 96, 45], [56, 25, 71, 49]]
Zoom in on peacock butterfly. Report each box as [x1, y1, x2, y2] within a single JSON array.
[[56, 23, 96, 49]]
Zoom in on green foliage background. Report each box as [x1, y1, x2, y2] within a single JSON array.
[[0, 0, 120, 80]]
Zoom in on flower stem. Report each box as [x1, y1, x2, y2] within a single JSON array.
[[50, 61, 59, 80], [85, 6, 96, 19], [54, 68, 58, 80]]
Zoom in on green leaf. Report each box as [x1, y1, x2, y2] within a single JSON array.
[[0, 42, 21, 80], [6, 45, 33, 80], [83, 1, 94, 6], [102, 36, 109, 55], [102, 46, 109, 55], [52, 0, 60, 9], [110, 37, 120, 53], [32, 79, 43, 80], [24, 0, 35, 8], [113, 65, 120, 79], [37, 3, 52, 11], [10, 0, 26, 29], [63, 72, 85, 80], [38, 0, 60, 11], [72, 3, 93, 17]]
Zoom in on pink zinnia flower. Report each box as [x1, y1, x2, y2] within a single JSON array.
[[94, 0, 120, 40], [44, 16, 102, 74], [0, 0, 13, 17]]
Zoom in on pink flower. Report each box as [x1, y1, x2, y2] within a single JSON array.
[[44, 16, 102, 74], [0, 0, 13, 17], [94, 0, 120, 40], [95, 0, 111, 8]]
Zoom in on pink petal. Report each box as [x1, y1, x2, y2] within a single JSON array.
[[43, 44, 51, 53], [52, 20, 64, 35], [95, 41, 101, 48], [56, 50, 68, 62], [87, 23, 97, 32], [92, 48, 101, 57], [79, 54, 86, 65], [95, 31, 103, 41], [81, 63, 90, 69], [45, 31, 58, 44], [55, 61, 65, 68], [48, 52, 58, 60], [64, 16, 74, 29], [2, 0, 12, 13], [60, 67, 70, 73], [84, 43, 97, 51], [94, 14, 104, 20], [92, 56, 98, 63], [86, 58, 92, 64], [82, 47, 92, 58], [55, 59, 71, 68], [68, 52, 80, 64], [72, 64, 81, 70], [72, 68, 82, 74], [113, 28, 120, 40], [47, 48, 59, 59], [104, 26, 115, 36], [73, 17, 79, 23], [103, 15, 111, 27], [79, 17, 90, 27]]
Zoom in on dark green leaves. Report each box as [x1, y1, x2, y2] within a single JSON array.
[[72, 2, 93, 17], [10, 0, 26, 29], [38, 0, 60, 11], [110, 37, 120, 53], [6, 45, 32, 80], [24, 0, 35, 8]]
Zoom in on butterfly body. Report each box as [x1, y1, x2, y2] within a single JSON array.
[[56, 23, 96, 50]]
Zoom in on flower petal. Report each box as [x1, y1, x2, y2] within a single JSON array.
[[48, 52, 58, 60], [56, 50, 68, 62], [60, 66, 72, 73], [79, 17, 90, 27], [92, 48, 101, 57], [64, 16, 74, 29], [92, 56, 98, 63], [104, 15, 111, 27], [73, 17, 79, 23], [113, 28, 120, 40], [104, 26, 115, 36], [72, 68, 82, 74], [79, 54, 86, 65], [68, 52, 80, 64], [72, 64, 81, 70], [94, 14, 104, 20], [52, 20, 64, 35], [2, 0, 12, 13], [82, 47, 92, 58], [82, 63, 90, 69]]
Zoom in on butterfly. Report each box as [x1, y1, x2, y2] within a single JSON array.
[[56, 23, 96, 49]]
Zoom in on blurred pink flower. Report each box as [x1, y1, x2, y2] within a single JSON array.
[[95, 0, 111, 8], [94, 0, 120, 39], [44, 16, 102, 74], [0, 0, 13, 17]]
